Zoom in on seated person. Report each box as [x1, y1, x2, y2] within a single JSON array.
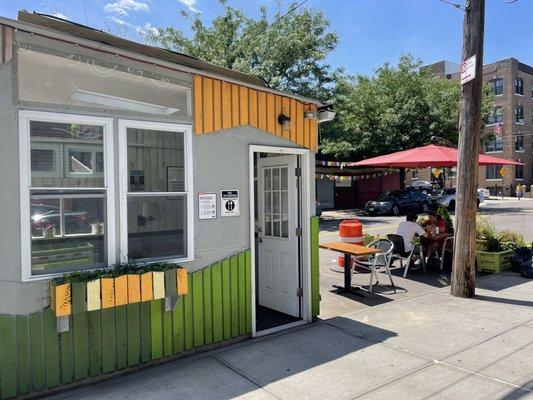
[[396, 213, 427, 254], [421, 211, 448, 259]]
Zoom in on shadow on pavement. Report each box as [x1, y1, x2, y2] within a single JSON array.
[[473, 294, 533, 308]]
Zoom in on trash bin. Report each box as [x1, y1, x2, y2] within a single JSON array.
[[337, 219, 364, 268]]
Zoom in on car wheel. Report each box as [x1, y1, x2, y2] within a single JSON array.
[[448, 200, 455, 211], [392, 205, 400, 216], [421, 202, 430, 213]]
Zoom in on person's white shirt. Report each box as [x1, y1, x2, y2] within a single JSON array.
[[396, 221, 426, 252]]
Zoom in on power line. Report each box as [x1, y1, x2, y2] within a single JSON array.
[[438, 0, 465, 11]]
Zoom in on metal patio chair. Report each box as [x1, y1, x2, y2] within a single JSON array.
[[387, 234, 425, 277], [440, 236, 454, 271], [353, 239, 395, 293]]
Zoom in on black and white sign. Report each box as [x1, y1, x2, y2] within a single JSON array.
[[198, 193, 217, 220], [221, 190, 240, 217]]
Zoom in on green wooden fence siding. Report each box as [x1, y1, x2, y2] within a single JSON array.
[[310, 216, 320, 318], [203, 267, 213, 345], [0, 316, 16, 399], [0, 250, 253, 399], [101, 309, 117, 373], [15, 316, 31, 394]]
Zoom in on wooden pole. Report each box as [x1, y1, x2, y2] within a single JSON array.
[[451, 0, 485, 298]]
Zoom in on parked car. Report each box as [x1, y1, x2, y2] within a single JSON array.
[[478, 188, 490, 200], [365, 190, 431, 216], [431, 188, 483, 211], [31, 204, 90, 236], [407, 180, 433, 191]]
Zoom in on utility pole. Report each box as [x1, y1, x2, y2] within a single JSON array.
[[451, 0, 485, 297]]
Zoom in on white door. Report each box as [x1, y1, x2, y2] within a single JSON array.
[[257, 155, 300, 317]]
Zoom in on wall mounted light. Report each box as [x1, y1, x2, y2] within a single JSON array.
[[277, 114, 291, 131], [304, 110, 316, 119]]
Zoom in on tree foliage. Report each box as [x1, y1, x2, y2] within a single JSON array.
[[320, 55, 493, 159], [146, 0, 339, 99]]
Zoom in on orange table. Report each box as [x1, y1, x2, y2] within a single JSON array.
[[320, 242, 380, 294]]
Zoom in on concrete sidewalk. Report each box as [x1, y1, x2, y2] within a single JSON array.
[[51, 272, 533, 400]]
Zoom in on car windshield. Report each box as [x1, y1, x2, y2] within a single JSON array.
[[436, 189, 455, 196], [376, 191, 399, 201]]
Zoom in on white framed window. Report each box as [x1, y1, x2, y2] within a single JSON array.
[[118, 120, 194, 264], [20, 111, 115, 281]]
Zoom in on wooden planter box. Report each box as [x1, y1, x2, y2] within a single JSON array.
[[476, 249, 513, 274], [475, 239, 487, 251]]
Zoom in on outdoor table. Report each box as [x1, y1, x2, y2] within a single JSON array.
[[319, 242, 380, 294]]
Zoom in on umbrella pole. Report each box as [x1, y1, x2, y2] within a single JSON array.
[[399, 167, 405, 190]]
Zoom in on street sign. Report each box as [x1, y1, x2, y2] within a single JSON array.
[[460, 55, 476, 85], [499, 168, 507, 177]]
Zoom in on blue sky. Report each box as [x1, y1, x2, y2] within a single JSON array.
[[1, 0, 532, 75]]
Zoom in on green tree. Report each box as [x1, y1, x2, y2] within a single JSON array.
[[320, 55, 493, 159], [146, 0, 339, 99]]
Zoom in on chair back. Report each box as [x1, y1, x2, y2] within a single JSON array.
[[387, 234, 407, 256], [367, 239, 394, 268]]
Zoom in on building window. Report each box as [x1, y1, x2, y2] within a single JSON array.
[[515, 77, 523, 95], [487, 107, 503, 124], [485, 137, 503, 152], [491, 78, 504, 95], [515, 135, 524, 151], [486, 165, 501, 180], [515, 165, 524, 180], [20, 111, 193, 280], [515, 106, 524, 123]]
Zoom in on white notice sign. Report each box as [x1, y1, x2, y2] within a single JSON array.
[[198, 193, 217, 220], [221, 190, 240, 217], [460, 55, 476, 85]]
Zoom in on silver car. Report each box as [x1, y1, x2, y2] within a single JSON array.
[[431, 188, 484, 211]]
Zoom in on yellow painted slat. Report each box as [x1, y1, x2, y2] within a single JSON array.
[[258, 91, 267, 131], [86, 279, 101, 311], [297, 102, 304, 147], [141, 272, 154, 302], [281, 97, 291, 140], [310, 104, 319, 151], [152, 271, 165, 300], [239, 86, 249, 126], [275, 95, 282, 136], [177, 269, 189, 295], [222, 81, 232, 130], [114, 275, 128, 306], [50, 283, 71, 317], [266, 93, 275, 134], [249, 89, 258, 128], [127, 274, 141, 303], [304, 105, 311, 149], [213, 79, 222, 132], [289, 98, 297, 143], [203, 77, 214, 133], [101, 278, 115, 309], [231, 84, 240, 128], [193, 75, 203, 134]]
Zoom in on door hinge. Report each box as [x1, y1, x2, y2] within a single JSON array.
[[297, 287, 303, 297], [295, 167, 302, 177], [295, 227, 302, 237]]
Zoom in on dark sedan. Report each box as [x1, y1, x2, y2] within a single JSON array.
[[365, 190, 431, 216]]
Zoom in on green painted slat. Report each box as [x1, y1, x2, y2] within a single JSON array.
[[163, 310, 172, 357], [29, 312, 44, 391], [203, 267, 213, 345], [150, 300, 163, 360], [230, 255, 239, 338], [311, 216, 320, 318], [101, 309, 116, 373], [72, 282, 87, 314], [115, 306, 128, 370], [245, 250, 252, 333], [42, 308, 60, 388], [15, 316, 32, 394], [184, 291, 193, 351], [140, 302, 151, 363], [192, 272, 204, 348], [59, 323, 74, 385], [126, 304, 141, 367], [211, 262, 223, 343], [172, 297, 184, 354], [0, 315, 17, 399], [87, 311, 102, 377], [221, 259, 231, 340], [238, 252, 246, 336], [72, 312, 89, 380]]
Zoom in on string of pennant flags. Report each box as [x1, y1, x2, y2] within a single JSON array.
[[316, 170, 395, 181]]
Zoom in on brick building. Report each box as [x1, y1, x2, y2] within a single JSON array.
[[419, 59, 533, 195]]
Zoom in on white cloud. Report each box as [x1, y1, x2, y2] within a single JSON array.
[[177, 0, 200, 13], [104, 0, 149, 15], [52, 12, 69, 20], [107, 16, 133, 27], [137, 22, 159, 36]]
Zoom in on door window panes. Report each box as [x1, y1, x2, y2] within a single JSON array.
[[263, 166, 289, 239]]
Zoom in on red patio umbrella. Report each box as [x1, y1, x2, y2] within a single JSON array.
[[348, 144, 524, 168]]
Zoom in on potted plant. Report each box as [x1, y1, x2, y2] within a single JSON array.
[[43, 225, 55, 239], [475, 225, 519, 274], [91, 220, 104, 234]]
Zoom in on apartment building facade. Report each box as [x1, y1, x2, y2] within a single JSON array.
[[426, 59, 533, 195]]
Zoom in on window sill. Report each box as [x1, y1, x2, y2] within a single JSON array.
[[486, 179, 503, 181], [485, 151, 504, 154]]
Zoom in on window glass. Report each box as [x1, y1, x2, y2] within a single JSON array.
[[515, 77, 523, 95], [486, 165, 500, 180], [515, 106, 524, 123], [515, 135, 524, 151], [515, 165, 524, 180], [30, 121, 104, 187], [485, 137, 503, 152], [127, 195, 187, 260], [127, 128, 184, 192], [492, 78, 503, 95]]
